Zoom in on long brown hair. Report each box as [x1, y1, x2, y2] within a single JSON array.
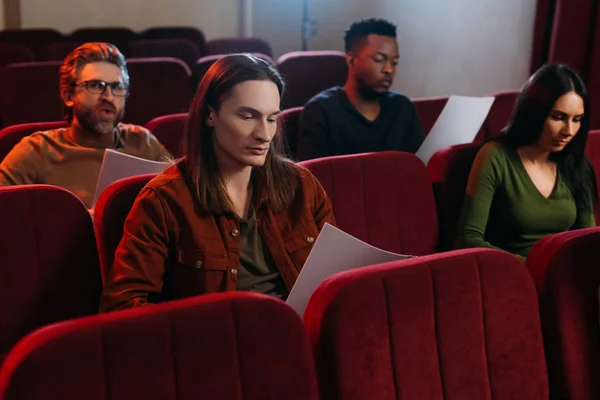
[[183, 53, 298, 214]]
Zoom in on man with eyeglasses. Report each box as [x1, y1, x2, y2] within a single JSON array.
[[0, 42, 172, 209]]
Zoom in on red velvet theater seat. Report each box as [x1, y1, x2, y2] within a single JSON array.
[[526, 227, 600, 400], [277, 50, 348, 109], [304, 248, 548, 399], [0, 292, 319, 400], [0, 62, 62, 127], [94, 174, 156, 284], [584, 130, 600, 222], [412, 96, 448, 135], [483, 89, 519, 139], [206, 37, 273, 57], [427, 142, 484, 250], [125, 58, 193, 126], [300, 151, 439, 255], [145, 113, 188, 158], [0, 185, 101, 365], [0, 120, 68, 163], [279, 106, 302, 160]]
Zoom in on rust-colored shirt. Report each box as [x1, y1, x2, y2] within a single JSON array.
[[0, 124, 172, 208], [99, 162, 335, 312]]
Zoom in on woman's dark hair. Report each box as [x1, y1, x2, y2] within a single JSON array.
[[182, 53, 298, 214], [501, 63, 598, 213]]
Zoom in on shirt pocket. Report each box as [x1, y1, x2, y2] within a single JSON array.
[[163, 249, 229, 300], [283, 222, 320, 270]]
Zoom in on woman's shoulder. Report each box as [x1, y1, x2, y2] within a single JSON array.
[[476, 141, 513, 165]]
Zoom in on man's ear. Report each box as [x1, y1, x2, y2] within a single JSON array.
[[61, 88, 74, 108], [346, 52, 356, 67]]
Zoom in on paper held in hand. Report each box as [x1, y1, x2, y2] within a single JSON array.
[[92, 149, 170, 208], [415, 95, 495, 165], [286, 223, 415, 316]]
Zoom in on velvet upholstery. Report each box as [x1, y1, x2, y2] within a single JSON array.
[[300, 151, 439, 255], [0, 292, 319, 400], [144, 113, 188, 157], [192, 53, 276, 88], [0, 44, 34, 68], [483, 90, 519, 138], [129, 39, 200, 69], [280, 106, 302, 160], [428, 142, 484, 250], [305, 248, 549, 400], [277, 51, 348, 109], [0, 120, 69, 163], [70, 27, 136, 56], [141, 27, 207, 56], [0, 185, 101, 363], [526, 227, 600, 400], [94, 174, 156, 285], [125, 58, 193, 126], [0, 62, 62, 127], [206, 37, 273, 57]]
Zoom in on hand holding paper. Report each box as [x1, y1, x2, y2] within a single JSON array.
[[286, 223, 414, 316]]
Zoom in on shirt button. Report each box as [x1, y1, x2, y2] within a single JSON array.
[[306, 235, 315, 243], [195, 261, 203, 269], [230, 268, 238, 275], [231, 229, 239, 237]]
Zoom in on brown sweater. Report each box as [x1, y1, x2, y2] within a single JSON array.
[[0, 123, 172, 208]]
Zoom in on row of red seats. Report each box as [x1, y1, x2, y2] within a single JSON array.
[[0, 148, 589, 353], [1, 221, 598, 399], [0, 26, 208, 60], [0, 37, 273, 69], [0, 89, 519, 163], [0, 50, 347, 127]]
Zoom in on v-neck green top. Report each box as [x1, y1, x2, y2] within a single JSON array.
[[456, 142, 595, 258]]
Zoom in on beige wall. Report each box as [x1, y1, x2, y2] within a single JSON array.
[[19, 0, 239, 39], [17, 0, 537, 98], [254, 0, 537, 97]]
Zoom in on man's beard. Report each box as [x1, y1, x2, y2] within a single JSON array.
[[356, 79, 388, 101], [74, 101, 124, 135]]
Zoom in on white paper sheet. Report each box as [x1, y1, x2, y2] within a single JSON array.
[[286, 223, 414, 316], [416, 95, 495, 165], [92, 149, 170, 207]]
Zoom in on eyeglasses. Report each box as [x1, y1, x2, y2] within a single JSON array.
[[74, 80, 130, 97]]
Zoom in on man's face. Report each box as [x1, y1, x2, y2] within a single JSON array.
[[64, 61, 128, 135], [349, 34, 399, 97]]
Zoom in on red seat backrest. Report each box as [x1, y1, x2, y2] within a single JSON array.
[[206, 37, 273, 57], [280, 106, 302, 160], [125, 58, 193, 126], [94, 174, 156, 284], [141, 26, 207, 56], [0, 120, 68, 163], [0, 185, 101, 363], [428, 142, 484, 250], [0, 62, 63, 127], [300, 151, 439, 255], [412, 96, 448, 135], [145, 113, 188, 157], [305, 248, 548, 399], [526, 227, 600, 399], [484, 89, 519, 139], [0, 44, 34, 68], [0, 292, 319, 400], [129, 38, 200, 69], [277, 51, 348, 109]]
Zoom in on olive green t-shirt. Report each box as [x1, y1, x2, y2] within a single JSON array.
[[236, 205, 288, 299], [456, 141, 595, 258]]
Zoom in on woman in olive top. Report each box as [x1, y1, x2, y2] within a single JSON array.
[[456, 64, 597, 260]]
